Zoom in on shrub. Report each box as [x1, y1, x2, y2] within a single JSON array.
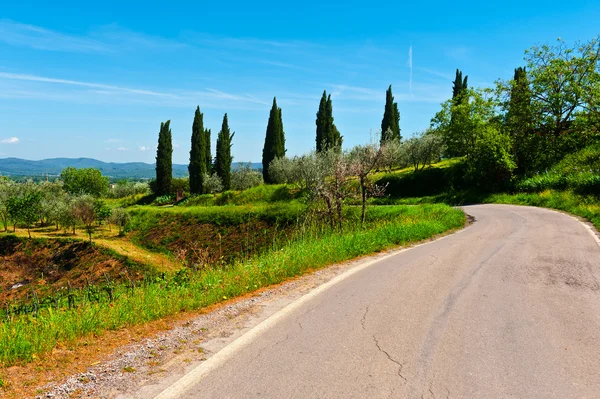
[[231, 164, 263, 191], [202, 173, 223, 194]]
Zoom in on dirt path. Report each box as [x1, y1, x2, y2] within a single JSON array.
[[8, 228, 180, 272]]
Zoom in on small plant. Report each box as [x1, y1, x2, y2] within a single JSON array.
[[122, 366, 136, 373]]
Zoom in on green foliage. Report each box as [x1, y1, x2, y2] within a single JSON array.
[[110, 208, 131, 235], [202, 173, 223, 194], [526, 36, 600, 140], [106, 181, 149, 199], [465, 124, 516, 191], [155, 120, 173, 196], [485, 191, 600, 231], [71, 194, 96, 242], [189, 106, 206, 194], [6, 190, 43, 237], [214, 114, 234, 190], [515, 144, 600, 194], [316, 91, 342, 152], [262, 98, 286, 183], [60, 167, 109, 197], [231, 163, 264, 191], [452, 69, 469, 100], [381, 85, 401, 143], [402, 130, 444, 171], [170, 178, 189, 195], [504, 67, 537, 174]]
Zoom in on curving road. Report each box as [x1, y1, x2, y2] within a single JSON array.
[[155, 205, 600, 398]]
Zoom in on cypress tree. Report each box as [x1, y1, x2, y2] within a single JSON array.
[[381, 85, 401, 144], [155, 120, 173, 196], [316, 91, 327, 152], [316, 91, 342, 152], [189, 106, 206, 194], [262, 97, 286, 183], [204, 127, 212, 173], [215, 113, 235, 190], [452, 69, 469, 104], [326, 94, 342, 151], [507, 67, 535, 174]]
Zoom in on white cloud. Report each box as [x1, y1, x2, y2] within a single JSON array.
[[0, 72, 176, 98], [0, 137, 19, 144], [117, 147, 127, 151], [139, 146, 153, 152], [106, 138, 122, 143]]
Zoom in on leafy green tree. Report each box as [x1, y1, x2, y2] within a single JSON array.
[[155, 120, 173, 196], [214, 113, 235, 190], [72, 194, 96, 242], [525, 36, 600, 161], [503, 67, 538, 175], [0, 177, 14, 232], [262, 97, 286, 183], [467, 124, 516, 190], [189, 107, 207, 194], [402, 130, 445, 171], [110, 208, 130, 236], [39, 180, 67, 229], [93, 199, 112, 226], [316, 91, 342, 152], [432, 88, 498, 158], [7, 191, 42, 238], [231, 164, 264, 191], [381, 85, 401, 144], [60, 167, 109, 197]]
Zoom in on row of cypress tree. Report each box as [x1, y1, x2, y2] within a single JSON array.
[[156, 85, 403, 192]]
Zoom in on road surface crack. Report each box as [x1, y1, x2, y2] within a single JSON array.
[[373, 335, 407, 383], [361, 306, 370, 330]]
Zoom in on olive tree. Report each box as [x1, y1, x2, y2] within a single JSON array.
[[72, 194, 96, 242]]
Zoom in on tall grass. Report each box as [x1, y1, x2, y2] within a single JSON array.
[[0, 204, 464, 366], [483, 190, 600, 230]]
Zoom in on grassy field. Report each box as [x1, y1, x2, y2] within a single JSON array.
[[0, 204, 464, 366]]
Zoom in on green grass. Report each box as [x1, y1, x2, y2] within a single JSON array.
[[0, 204, 464, 366], [482, 190, 600, 230], [128, 201, 307, 226]]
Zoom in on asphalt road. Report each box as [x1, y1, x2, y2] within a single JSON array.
[[156, 204, 600, 398]]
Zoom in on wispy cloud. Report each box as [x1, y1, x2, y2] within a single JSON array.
[[204, 88, 268, 105], [0, 72, 176, 98], [418, 67, 454, 81], [1, 137, 19, 144], [117, 147, 127, 151], [106, 138, 122, 143], [139, 146, 153, 152], [0, 19, 109, 53], [408, 46, 413, 95]]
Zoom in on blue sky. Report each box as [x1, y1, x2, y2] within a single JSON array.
[[1, 1, 599, 164]]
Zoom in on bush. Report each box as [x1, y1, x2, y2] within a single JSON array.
[[231, 164, 263, 191], [202, 173, 223, 194], [107, 182, 149, 199]]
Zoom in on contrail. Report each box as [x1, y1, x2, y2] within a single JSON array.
[[408, 46, 413, 95]]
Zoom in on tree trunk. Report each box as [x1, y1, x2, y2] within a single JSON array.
[[27, 226, 31, 239]]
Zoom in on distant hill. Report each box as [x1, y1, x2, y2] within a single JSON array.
[[0, 158, 261, 180]]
